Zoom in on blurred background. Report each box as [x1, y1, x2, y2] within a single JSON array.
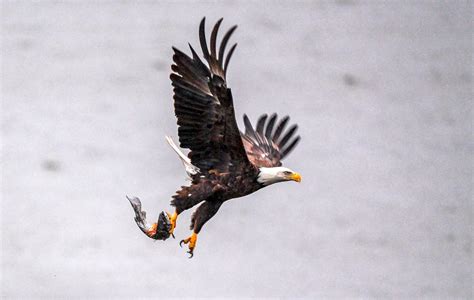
[[1, 1, 472, 298]]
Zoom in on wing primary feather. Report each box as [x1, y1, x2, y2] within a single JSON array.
[[273, 116, 289, 142], [199, 17, 210, 60], [265, 113, 277, 139], [188, 43, 211, 77], [172, 48, 209, 86], [281, 136, 300, 159], [254, 114, 269, 150], [224, 43, 237, 76], [243, 114, 257, 139], [172, 18, 251, 172], [256, 114, 268, 134], [218, 25, 237, 68], [210, 18, 223, 59], [278, 124, 298, 148]]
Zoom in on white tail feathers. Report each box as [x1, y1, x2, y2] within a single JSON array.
[[165, 136, 200, 176], [165, 135, 190, 164]]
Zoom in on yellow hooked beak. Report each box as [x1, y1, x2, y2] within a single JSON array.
[[289, 172, 302, 183]]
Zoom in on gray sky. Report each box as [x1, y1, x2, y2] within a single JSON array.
[[2, 1, 472, 298]]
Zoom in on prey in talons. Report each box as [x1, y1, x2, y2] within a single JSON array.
[[127, 196, 172, 240]]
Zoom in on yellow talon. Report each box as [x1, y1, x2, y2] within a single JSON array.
[[180, 232, 198, 258], [166, 211, 178, 237]]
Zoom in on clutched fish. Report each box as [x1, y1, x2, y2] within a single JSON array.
[[127, 196, 172, 240]]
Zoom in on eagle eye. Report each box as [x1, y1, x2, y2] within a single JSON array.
[[283, 171, 292, 175]]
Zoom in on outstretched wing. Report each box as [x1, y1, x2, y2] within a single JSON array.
[[242, 113, 300, 167], [170, 18, 250, 173]]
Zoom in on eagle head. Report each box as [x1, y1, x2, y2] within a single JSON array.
[[257, 167, 302, 186]]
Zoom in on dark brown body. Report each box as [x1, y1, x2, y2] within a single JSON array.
[[171, 165, 261, 233]]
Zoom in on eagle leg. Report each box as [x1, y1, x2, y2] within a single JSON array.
[[169, 183, 216, 242], [179, 201, 222, 258], [166, 210, 178, 238], [179, 232, 198, 258]]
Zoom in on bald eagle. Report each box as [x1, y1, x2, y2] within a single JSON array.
[[128, 18, 301, 258]]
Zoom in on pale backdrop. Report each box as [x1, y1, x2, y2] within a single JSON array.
[[1, 1, 472, 298]]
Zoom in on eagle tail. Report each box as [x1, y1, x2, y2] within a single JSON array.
[[165, 136, 200, 176]]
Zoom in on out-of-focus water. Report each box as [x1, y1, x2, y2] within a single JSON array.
[[1, 1, 472, 298]]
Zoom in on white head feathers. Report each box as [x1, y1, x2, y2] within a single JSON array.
[[257, 167, 301, 186]]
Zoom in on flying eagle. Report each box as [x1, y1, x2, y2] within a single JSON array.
[[128, 18, 301, 258]]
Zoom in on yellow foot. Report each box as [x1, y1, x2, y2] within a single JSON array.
[[166, 211, 178, 238], [180, 232, 198, 258]]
